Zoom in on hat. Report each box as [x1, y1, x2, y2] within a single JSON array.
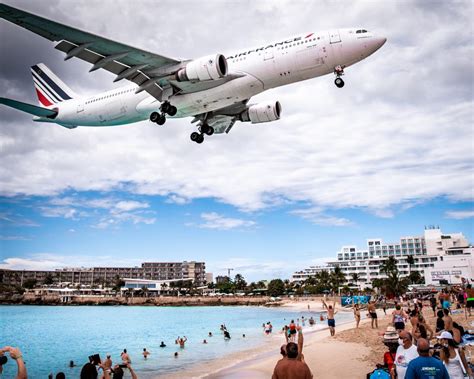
[[437, 331, 453, 340], [383, 326, 399, 342]]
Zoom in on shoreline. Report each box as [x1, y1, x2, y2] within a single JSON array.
[[202, 315, 368, 379]]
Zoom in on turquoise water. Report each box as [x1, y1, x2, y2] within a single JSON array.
[[0, 305, 351, 378]]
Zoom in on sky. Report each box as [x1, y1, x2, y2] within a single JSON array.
[[0, 0, 473, 282]]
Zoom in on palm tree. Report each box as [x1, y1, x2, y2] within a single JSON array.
[[234, 274, 247, 291], [330, 265, 346, 294], [160, 282, 168, 295], [380, 256, 408, 297], [351, 273, 360, 290]]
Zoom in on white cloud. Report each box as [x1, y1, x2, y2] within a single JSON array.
[[113, 200, 149, 213], [165, 194, 191, 205], [290, 207, 352, 226], [444, 210, 474, 220], [0, 235, 29, 241], [0, 253, 143, 270], [197, 212, 256, 230], [40, 206, 78, 219]]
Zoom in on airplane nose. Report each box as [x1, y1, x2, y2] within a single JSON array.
[[374, 36, 387, 50], [367, 36, 387, 54]]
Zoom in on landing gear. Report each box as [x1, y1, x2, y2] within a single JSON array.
[[150, 111, 166, 125], [200, 124, 214, 136], [149, 101, 177, 125], [334, 65, 345, 88], [190, 132, 204, 144], [335, 77, 345, 88], [189, 123, 214, 144], [160, 101, 177, 116]]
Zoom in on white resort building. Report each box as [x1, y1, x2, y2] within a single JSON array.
[[291, 226, 473, 287]]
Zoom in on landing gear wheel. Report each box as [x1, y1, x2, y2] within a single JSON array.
[[200, 124, 210, 135], [190, 132, 201, 143], [167, 106, 177, 116], [196, 134, 204, 144], [156, 114, 166, 125], [150, 112, 160, 123], [205, 126, 214, 136], [335, 77, 345, 88], [160, 102, 170, 114]]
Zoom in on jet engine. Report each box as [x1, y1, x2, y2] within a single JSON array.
[[176, 54, 228, 82], [240, 101, 282, 123]]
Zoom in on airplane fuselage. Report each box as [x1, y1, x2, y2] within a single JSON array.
[[39, 28, 385, 128]]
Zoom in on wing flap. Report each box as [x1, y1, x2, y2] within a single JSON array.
[[0, 97, 58, 118]]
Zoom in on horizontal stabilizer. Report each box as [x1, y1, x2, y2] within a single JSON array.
[[0, 97, 58, 118]]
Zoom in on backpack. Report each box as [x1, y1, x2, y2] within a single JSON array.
[[369, 369, 391, 379]]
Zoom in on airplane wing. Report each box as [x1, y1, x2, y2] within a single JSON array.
[[0, 3, 240, 101], [0, 97, 58, 118]]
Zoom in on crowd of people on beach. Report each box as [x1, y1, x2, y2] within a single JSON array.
[[2, 285, 473, 378]]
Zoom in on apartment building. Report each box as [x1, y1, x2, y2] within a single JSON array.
[[0, 261, 206, 287], [291, 227, 472, 287]]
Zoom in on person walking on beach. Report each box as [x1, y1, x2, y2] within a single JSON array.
[[442, 309, 453, 333], [393, 331, 418, 379], [368, 301, 378, 329], [405, 338, 449, 379], [289, 320, 297, 341], [392, 304, 408, 331], [430, 294, 438, 317], [322, 300, 337, 336], [439, 331, 472, 378], [353, 302, 361, 328]]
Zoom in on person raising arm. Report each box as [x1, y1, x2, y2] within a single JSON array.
[[0, 346, 27, 379]]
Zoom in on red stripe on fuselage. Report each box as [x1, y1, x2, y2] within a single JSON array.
[[36, 88, 53, 107], [305, 33, 314, 38]]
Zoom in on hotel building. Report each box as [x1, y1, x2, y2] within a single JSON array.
[[291, 227, 473, 287], [0, 261, 206, 287]]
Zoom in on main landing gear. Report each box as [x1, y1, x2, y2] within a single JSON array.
[[334, 65, 345, 88], [190, 123, 214, 144], [149, 101, 177, 125]]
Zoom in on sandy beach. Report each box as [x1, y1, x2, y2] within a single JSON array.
[[203, 300, 474, 379]]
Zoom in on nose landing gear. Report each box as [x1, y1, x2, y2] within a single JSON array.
[[334, 65, 345, 88], [149, 101, 178, 125]]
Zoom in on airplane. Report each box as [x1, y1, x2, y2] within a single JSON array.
[[0, 3, 386, 144]]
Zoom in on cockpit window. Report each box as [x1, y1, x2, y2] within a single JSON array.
[[356, 29, 368, 33]]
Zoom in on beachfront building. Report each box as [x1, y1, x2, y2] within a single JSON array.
[[0, 260, 207, 287], [291, 227, 473, 287]]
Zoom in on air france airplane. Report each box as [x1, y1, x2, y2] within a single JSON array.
[[0, 3, 386, 144]]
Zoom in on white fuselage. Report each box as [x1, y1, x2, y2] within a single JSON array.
[[42, 28, 385, 128]]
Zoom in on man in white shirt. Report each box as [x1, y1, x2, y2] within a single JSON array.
[[393, 331, 419, 379]]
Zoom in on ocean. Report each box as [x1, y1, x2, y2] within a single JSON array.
[[0, 305, 352, 378]]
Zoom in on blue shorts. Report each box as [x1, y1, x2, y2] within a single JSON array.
[[443, 301, 450, 309], [328, 319, 335, 327]]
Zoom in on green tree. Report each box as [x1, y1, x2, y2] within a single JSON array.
[[380, 256, 408, 297], [267, 279, 285, 297], [141, 285, 149, 298], [43, 274, 54, 285], [408, 271, 424, 285], [22, 278, 37, 289], [234, 274, 247, 291], [330, 265, 346, 293], [112, 276, 125, 292], [406, 255, 415, 278], [351, 273, 360, 289]]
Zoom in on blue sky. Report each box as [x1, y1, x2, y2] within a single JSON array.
[[1, 192, 473, 281], [0, 0, 473, 281]]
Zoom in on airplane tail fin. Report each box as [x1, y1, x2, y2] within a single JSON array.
[[30, 63, 77, 107]]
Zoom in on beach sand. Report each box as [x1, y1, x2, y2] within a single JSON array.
[[204, 303, 474, 379]]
